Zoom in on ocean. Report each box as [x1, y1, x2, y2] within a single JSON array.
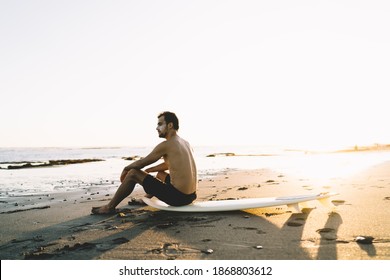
[[1, 145, 390, 198]]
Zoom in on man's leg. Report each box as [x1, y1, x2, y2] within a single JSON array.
[[91, 169, 148, 214], [139, 171, 169, 199]]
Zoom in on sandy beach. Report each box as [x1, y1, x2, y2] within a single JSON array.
[[1, 156, 389, 260]]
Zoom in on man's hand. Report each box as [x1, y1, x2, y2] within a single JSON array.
[[144, 162, 168, 174]]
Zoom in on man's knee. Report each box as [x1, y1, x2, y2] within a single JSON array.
[[125, 169, 147, 183]]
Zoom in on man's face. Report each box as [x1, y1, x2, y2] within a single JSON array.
[[156, 116, 168, 138]]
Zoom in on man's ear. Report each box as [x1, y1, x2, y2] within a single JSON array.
[[167, 122, 173, 129]]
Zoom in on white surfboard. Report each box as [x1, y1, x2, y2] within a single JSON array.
[[142, 192, 338, 213]]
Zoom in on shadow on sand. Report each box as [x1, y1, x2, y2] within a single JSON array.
[[0, 202, 358, 260]]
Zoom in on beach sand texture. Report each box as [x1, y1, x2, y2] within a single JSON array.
[[1, 162, 389, 260]]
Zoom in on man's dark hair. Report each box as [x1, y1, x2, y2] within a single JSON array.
[[158, 111, 179, 130]]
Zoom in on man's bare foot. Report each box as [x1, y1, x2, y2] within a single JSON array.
[[91, 205, 117, 215]]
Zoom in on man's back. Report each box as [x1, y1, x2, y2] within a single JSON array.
[[164, 135, 197, 194]]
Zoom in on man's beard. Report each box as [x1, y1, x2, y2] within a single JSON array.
[[158, 131, 167, 138]]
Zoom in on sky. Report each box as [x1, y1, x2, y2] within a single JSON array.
[[1, 0, 390, 150]]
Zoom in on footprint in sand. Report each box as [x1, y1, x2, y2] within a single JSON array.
[[112, 237, 130, 244], [287, 221, 304, 227], [233, 226, 266, 234], [286, 216, 307, 227], [316, 228, 335, 233], [265, 180, 279, 185], [316, 228, 337, 240], [156, 222, 177, 229], [331, 200, 346, 205], [150, 243, 188, 259]]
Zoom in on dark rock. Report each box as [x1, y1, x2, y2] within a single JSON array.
[[122, 156, 143, 161], [202, 248, 214, 254], [355, 236, 374, 244], [4, 159, 104, 169]]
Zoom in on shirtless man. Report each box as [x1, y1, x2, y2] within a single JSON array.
[[91, 111, 197, 214]]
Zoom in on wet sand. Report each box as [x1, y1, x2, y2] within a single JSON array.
[[0, 163, 389, 260]]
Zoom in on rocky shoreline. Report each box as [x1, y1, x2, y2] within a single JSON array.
[[0, 159, 104, 170]]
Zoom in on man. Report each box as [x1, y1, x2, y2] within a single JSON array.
[[92, 111, 197, 214]]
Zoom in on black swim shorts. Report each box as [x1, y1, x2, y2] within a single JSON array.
[[142, 174, 197, 206]]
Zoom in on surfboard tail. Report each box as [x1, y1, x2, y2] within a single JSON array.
[[318, 196, 336, 210], [287, 203, 301, 213], [286, 193, 339, 213], [286, 201, 314, 213]]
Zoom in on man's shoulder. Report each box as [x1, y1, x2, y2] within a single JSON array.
[[154, 140, 169, 149], [163, 136, 191, 149], [154, 139, 179, 150]]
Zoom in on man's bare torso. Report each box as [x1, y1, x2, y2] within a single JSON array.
[[163, 135, 197, 194]]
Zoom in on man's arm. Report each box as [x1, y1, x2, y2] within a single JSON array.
[[120, 143, 167, 182], [123, 142, 167, 171], [145, 162, 169, 173]]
